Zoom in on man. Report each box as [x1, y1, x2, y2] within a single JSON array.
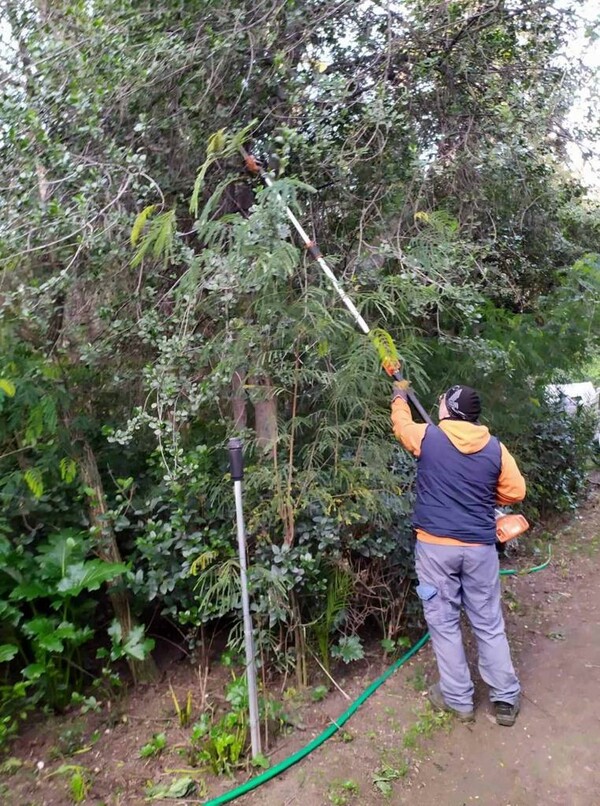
[[391, 382, 526, 726]]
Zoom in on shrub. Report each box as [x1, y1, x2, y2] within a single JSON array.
[[511, 398, 597, 517]]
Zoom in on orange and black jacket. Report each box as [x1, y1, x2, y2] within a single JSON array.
[[391, 397, 526, 547]]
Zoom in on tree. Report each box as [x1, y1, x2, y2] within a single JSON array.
[[0, 0, 598, 688]]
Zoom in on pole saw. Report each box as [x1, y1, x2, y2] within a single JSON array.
[[241, 148, 529, 544]]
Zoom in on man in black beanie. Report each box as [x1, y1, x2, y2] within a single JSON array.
[[391, 384, 526, 726]]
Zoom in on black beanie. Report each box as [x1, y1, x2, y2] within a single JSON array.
[[444, 385, 481, 422]]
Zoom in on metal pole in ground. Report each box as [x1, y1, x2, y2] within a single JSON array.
[[228, 438, 261, 758]]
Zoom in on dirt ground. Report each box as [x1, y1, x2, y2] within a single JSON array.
[[3, 480, 600, 805], [238, 480, 600, 806]]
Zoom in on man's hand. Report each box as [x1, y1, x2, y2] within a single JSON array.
[[392, 379, 410, 402]]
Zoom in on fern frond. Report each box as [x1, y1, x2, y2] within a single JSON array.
[[131, 209, 176, 268], [190, 549, 219, 576], [0, 379, 16, 397], [130, 204, 157, 246], [24, 468, 44, 498], [59, 458, 77, 484]]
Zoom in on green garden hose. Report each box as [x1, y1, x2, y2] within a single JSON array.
[[203, 546, 552, 805], [500, 546, 552, 576]]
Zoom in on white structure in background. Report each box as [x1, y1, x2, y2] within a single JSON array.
[[546, 382, 600, 447]]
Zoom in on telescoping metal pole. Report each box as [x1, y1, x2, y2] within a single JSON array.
[[228, 438, 261, 758], [240, 147, 431, 425]]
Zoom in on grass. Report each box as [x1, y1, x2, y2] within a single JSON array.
[[408, 665, 427, 692], [402, 704, 453, 751], [327, 778, 360, 805], [502, 588, 525, 615]]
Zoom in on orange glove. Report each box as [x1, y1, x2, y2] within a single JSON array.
[[392, 379, 410, 402]]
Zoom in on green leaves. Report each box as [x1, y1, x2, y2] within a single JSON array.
[[189, 120, 256, 216], [139, 732, 167, 758], [330, 635, 365, 664], [107, 622, 155, 662], [130, 204, 157, 246], [0, 645, 18, 663], [22, 618, 93, 653], [0, 379, 16, 397], [23, 468, 43, 498], [131, 208, 176, 268], [59, 458, 77, 484], [56, 560, 127, 597], [146, 776, 197, 799]]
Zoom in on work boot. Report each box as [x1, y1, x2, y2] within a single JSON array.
[[494, 700, 520, 727], [427, 683, 474, 723]]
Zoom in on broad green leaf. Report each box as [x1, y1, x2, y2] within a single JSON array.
[[0, 600, 22, 625], [107, 620, 122, 643], [57, 559, 127, 596], [0, 644, 18, 663], [0, 379, 16, 397], [22, 663, 45, 680], [22, 615, 57, 638], [37, 633, 65, 652], [37, 531, 85, 575], [122, 625, 155, 660], [9, 581, 48, 601], [163, 776, 196, 798]]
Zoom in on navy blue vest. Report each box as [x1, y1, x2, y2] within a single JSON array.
[[413, 425, 501, 544]]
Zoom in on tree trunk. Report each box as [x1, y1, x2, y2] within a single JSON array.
[[252, 375, 278, 456], [79, 439, 158, 684], [231, 367, 247, 430]]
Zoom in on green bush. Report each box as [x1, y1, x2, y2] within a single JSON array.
[[511, 398, 597, 517], [0, 528, 126, 737]]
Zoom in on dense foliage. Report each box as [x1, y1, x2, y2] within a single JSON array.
[[0, 0, 599, 738]]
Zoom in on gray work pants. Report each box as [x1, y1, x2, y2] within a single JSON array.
[[415, 540, 520, 712]]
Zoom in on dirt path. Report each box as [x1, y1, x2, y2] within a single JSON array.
[[238, 485, 600, 806]]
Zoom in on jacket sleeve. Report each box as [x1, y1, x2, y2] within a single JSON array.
[[391, 398, 427, 457], [496, 443, 527, 504]]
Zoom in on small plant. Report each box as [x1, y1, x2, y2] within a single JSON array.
[[408, 666, 427, 692], [380, 636, 411, 656], [249, 752, 270, 769], [0, 757, 23, 776], [139, 732, 167, 758], [310, 685, 329, 702], [169, 684, 193, 727], [187, 707, 247, 776], [372, 762, 407, 798], [0, 680, 31, 750], [71, 693, 102, 714], [328, 778, 360, 804], [330, 635, 364, 664], [48, 764, 90, 805], [100, 621, 155, 667], [69, 769, 88, 804], [51, 723, 86, 758], [198, 710, 248, 775], [145, 776, 200, 800], [402, 705, 453, 750]]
